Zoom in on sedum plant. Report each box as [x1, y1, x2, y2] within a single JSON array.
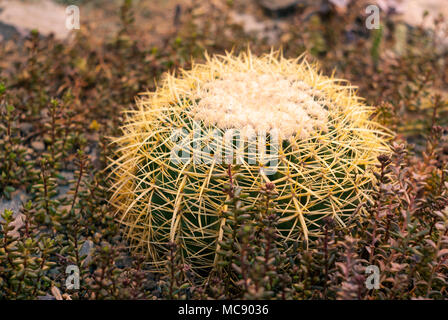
[[110, 51, 389, 278]]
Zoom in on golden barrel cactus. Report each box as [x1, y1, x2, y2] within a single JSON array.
[[110, 51, 389, 277]]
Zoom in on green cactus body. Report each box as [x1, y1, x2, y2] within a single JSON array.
[[110, 51, 389, 277]]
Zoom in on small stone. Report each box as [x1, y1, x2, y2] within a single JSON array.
[[38, 294, 56, 301], [443, 145, 448, 155], [25, 148, 33, 160], [144, 280, 157, 291], [0, 191, 27, 218], [257, 0, 299, 17], [18, 122, 33, 134], [31, 140, 45, 152], [59, 171, 74, 184], [8, 213, 25, 238], [147, 272, 155, 281], [80, 240, 94, 266], [0, 21, 21, 41], [115, 254, 133, 269]]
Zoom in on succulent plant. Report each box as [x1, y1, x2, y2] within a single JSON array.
[[110, 51, 389, 278]]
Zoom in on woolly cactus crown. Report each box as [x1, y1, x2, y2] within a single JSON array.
[[110, 50, 389, 277]]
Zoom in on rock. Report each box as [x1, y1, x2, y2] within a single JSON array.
[[257, 0, 300, 17], [232, 12, 266, 33], [230, 12, 284, 44], [398, 0, 448, 49], [80, 240, 94, 266], [328, 0, 351, 15], [0, 191, 27, 217], [7, 213, 25, 238], [0, 0, 71, 40], [144, 280, 157, 291], [38, 294, 56, 301], [51, 286, 63, 300], [147, 272, 155, 281], [0, 20, 21, 41], [18, 122, 33, 135], [0, 191, 28, 238], [25, 151, 32, 161], [115, 254, 133, 269], [56, 171, 75, 200], [59, 171, 74, 184], [31, 140, 45, 152], [151, 287, 162, 298]]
